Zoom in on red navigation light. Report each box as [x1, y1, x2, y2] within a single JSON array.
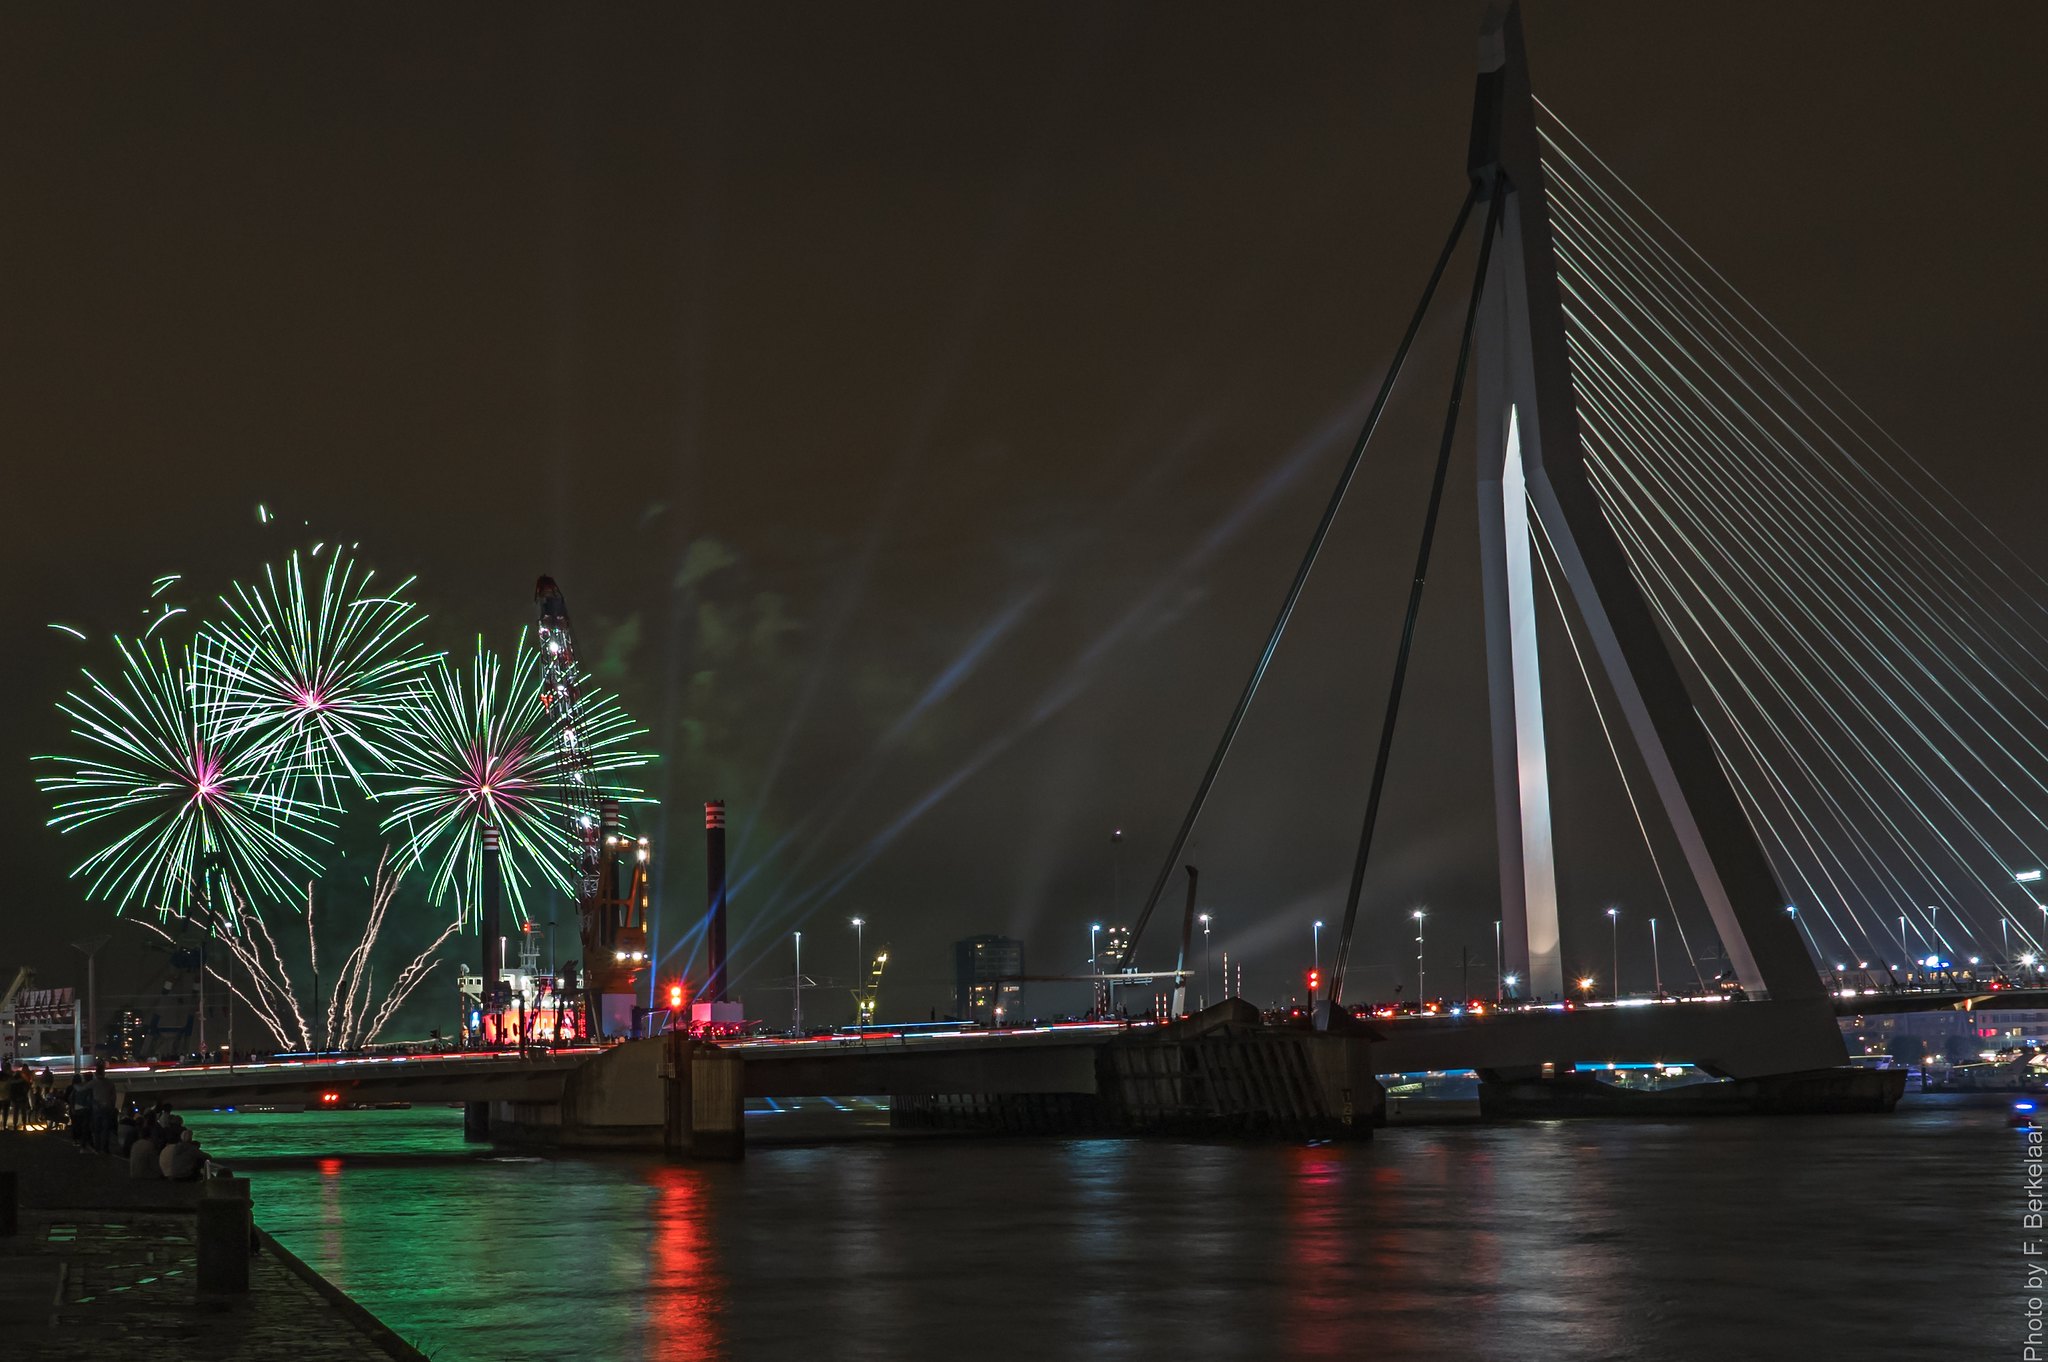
[[667, 983, 684, 1010], [319, 1090, 340, 1106]]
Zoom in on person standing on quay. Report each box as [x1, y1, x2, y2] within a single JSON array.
[[86, 1062, 116, 1153]]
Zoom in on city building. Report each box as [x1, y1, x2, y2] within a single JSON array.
[[1840, 1007, 2048, 1064], [954, 935, 1025, 1025]]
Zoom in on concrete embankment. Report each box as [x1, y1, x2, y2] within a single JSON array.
[[0, 1130, 422, 1360]]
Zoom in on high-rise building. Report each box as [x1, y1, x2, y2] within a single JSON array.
[[954, 935, 1025, 1024]]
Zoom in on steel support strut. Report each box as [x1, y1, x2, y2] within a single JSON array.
[[1323, 183, 1507, 1022], [1117, 185, 1481, 970]]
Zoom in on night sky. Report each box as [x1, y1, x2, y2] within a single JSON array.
[[4, 4, 2043, 1030]]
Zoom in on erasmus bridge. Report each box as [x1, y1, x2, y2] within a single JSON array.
[[114, 4, 2045, 1150]]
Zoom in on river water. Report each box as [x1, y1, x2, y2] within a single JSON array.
[[190, 1095, 2014, 1361]]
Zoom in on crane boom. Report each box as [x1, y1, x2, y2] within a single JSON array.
[[535, 575, 647, 1037]]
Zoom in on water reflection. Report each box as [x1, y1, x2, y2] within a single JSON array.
[[190, 1101, 2006, 1361], [645, 1165, 722, 1359]]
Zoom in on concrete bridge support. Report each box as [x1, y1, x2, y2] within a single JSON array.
[[663, 1034, 745, 1161]]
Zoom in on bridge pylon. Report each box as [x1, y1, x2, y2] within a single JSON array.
[[1468, 2, 1827, 1011]]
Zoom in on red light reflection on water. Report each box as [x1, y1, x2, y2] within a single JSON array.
[[1284, 1148, 1352, 1358], [315, 1156, 348, 1272], [644, 1164, 723, 1359]]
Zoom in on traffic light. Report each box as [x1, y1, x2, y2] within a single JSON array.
[[1307, 968, 1321, 997], [667, 983, 684, 1010]]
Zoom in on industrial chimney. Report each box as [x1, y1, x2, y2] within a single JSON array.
[[481, 823, 503, 1030], [705, 800, 728, 1002]]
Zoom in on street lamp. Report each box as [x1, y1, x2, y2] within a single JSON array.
[[1649, 917, 1662, 996], [850, 918, 865, 1026], [1198, 913, 1213, 1012], [1090, 923, 1102, 1017], [793, 931, 804, 1035], [1412, 910, 1426, 1003], [1494, 918, 1503, 1003], [1313, 920, 1324, 979], [1111, 828, 1124, 930], [72, 934, 109, 1062], [1606, 907, 1620, 1000]]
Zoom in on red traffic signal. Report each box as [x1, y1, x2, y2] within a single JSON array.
[[667, 983, 684, 1010], [1307, 969, 1321, 994]]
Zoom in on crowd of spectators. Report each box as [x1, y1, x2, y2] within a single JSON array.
[[4, 1059, 222, 1181]]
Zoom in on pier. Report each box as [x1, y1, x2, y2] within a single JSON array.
[[0, 1131, 420, 1360]]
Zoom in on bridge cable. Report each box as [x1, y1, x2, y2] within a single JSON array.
[[1537, 96, 2048, 607], [1326, 180, 1508, 1011], [1524, 508, 1709, 992], [1551, 193, 2048, 963], [1525, 117, 2048, 972], [1115, 182, 1482, 970]]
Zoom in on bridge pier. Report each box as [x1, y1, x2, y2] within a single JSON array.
[[462, 1100, 491, 1142], [663, 1033, 745, 1160], [867, 1003, 1381, 1140]]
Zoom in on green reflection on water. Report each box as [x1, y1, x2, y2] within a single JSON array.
[[187, 1108, 722, 1362]]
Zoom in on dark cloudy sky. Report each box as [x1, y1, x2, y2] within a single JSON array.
[[4, 4, 2043, 1029]]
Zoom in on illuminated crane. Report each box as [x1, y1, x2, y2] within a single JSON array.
[[852, 947, 889, 1026], [534, 576, 649, 1037]]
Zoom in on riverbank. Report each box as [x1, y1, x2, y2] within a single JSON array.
[[0, 1130, 423, 1360]]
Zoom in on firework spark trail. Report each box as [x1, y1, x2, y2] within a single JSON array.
[[202, 545, 434, 809], [361, 917, 461, 1046], [136, 911, 305, 1052], [38, 635, 334, 919], [377, 632, 651, 926], [326, 850, 400, 1050], [240, 895, 317, 1048], [140, 865, 460, 1053]]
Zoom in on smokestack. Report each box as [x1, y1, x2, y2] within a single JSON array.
[[481, 823, 503, 1021], [705, 801, 728, 1002]]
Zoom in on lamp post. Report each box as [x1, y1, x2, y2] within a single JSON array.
[[793, 931, 804, 1035], [71, 935, 109, 1062], [850, 918, 865, 1026], [1090, 923, 1101, 1017], [1198, 913, 1213, 1012], [1412, 910, 1426, 1004], [1649, 917, 1662, 996], [1313, 920, 1324, 979], [1606, 907, 1620, 1000], [1111, 827, 1124, 928], [1494, 918, 1502, 1002]]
